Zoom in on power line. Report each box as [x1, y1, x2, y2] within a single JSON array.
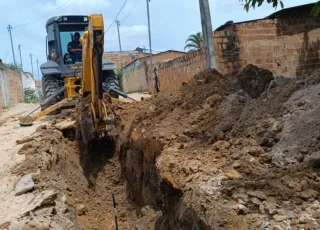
[[105, 0, 129, 33], [121, 0, 142, 25], [14, 0, 73, 29]]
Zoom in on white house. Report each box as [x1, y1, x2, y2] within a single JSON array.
[[20, 71, 36, 90]]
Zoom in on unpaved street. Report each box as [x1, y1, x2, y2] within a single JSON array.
[[0, 98, 158, 230], [0, 67, 319, 230], [0, 104, 45, 226]]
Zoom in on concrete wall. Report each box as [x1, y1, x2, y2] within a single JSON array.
[[123, 60, 149, 93], [0, 67, 9, 111], [0, 66, 24, 112], [21, 72, 36, 90]]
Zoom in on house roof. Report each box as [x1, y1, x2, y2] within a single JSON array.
[[35, 80, 42, 87], [215, 3, 316, 31], [265, 3, 315, 19]]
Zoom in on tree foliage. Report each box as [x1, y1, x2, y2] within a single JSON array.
[[240, 0, 320, 16], [3, 62, 18, 70], [311, 1, 320, 17], [184, 32, 203, 52], [24, 88, 39, 103], [116, 69, 123, 90]]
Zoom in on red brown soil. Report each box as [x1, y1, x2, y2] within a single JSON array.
[[119, 65, 320, 230], [12, 115, 158, 229], [9, 64, 320, 230]]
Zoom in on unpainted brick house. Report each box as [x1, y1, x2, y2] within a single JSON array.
[[122, 50, 186, 93], [122, 3, 320, 94], [214, 3, 320, 77], [103, 50, 147, 69]]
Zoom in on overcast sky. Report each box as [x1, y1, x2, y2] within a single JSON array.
[[0, 0, 316, 80]]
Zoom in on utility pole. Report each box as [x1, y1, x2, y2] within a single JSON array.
[[199, 0, 217, 69], [7, 25, 17, 68], [29, 53, 34, 76], [115, 20, 123, 72], [36, 59, 39, 80], [146, 0, 153, 70], [18, 44, 23, 70]]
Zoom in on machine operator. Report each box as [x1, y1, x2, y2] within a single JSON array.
[[66, 32, 82, 63]]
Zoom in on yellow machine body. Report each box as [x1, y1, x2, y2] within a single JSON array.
[[80, 14, 106, 120], [64, 77, 81, 98], [21, 14, 111, 143]]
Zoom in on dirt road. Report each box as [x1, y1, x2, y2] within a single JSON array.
[[0, 69, 319, 230], [0, 104, 45, 226], [0, 99, 157, 230]]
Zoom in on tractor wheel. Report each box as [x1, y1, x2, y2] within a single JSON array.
[[103, 70, 121, 98], [41, 75, 63, 110]]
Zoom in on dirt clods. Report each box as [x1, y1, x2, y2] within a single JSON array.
[[10, 111, 158, 230], [8, 64, 320, 230], [120, 65, 320, 230]]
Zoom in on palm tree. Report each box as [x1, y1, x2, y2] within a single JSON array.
[[184, 32, 203, 52]]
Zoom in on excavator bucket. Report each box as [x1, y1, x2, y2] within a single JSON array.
[[79, 107, 96, 145]]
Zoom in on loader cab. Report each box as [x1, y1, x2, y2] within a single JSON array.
[[45, 15, 88, 70]]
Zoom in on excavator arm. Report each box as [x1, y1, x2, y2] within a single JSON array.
[[81, 14, 104, 121], [20, 14, 125, 143], [78, 14, 110, 144]]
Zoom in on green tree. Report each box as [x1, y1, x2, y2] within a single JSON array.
[[311, 1, 320, 17], [24, 88, 39, 103], [116, 69, 123, 90], [240, 0, 320, 16], [3, 62, 18, 70], [184, 32, 203, 52]]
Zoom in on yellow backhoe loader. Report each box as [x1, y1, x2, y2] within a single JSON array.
[[20, 14, 134, 144]]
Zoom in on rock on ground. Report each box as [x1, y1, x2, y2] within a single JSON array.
[[15, 174, 35, 196]]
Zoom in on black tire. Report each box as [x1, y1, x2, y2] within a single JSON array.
[[41, 75, 64, 110], [103, 70, 121, 98]]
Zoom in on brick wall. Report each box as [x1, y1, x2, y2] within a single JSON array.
[[122, 51, 187, 93], [103, 52, 147, 69], [151, 51, 186, 63], [148, 49, 205, 93], [0, 67, 23, 112], [8, 69, 23, 106], [214, 17, 320, 77], [133, 4, 320, 93]]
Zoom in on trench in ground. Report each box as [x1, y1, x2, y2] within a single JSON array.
[[62, 127, 206, 230]]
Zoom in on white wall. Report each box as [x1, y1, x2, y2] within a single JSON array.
[[20, 72, 36, 90], [0, 67, 10, 108]]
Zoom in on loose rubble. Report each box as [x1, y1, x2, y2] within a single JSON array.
[[118, 65, 320, 230], [14, 174, 35, 196], [3, 64, 320, 230]]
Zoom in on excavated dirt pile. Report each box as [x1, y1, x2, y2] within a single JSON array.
[[7, 64, 320, 230], [119, 65, 320, 230], [9, 116, 159, 230]]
